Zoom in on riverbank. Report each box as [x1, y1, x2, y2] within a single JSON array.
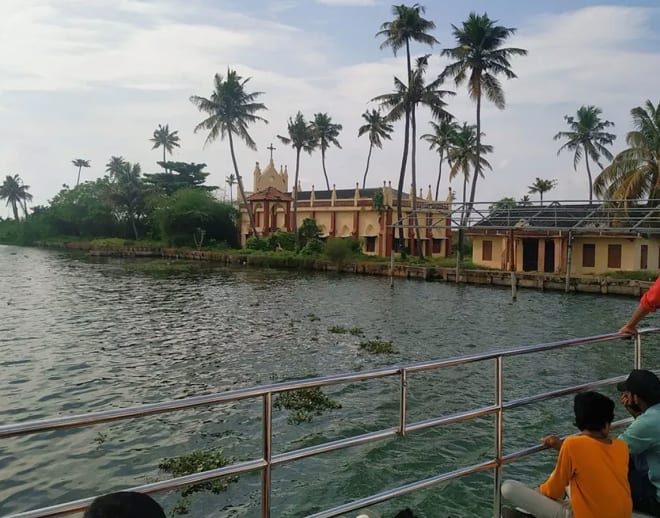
[[38, 241, 655, 298]]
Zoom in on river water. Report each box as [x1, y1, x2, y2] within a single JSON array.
[[0, 245, 657, 517]]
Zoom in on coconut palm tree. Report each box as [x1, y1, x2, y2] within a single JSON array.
[[310, 113, 342, 191], [0, 174, 33, 220], [594, 100, 660, 205], [72, 159, 90, 187], [421, 119, 460, 200], [226, 173, 236, 204], [376, 3, 438, 249], [373, 55, 452, 256], [358, 109, 393, 190], [554, 105, 615, 204], [106, 156, 127, 178], [190, 69, 268, 239], [110, 162, 145, 240], [447, 123, 493, 224], [519, 194, 532, 207], [277, 112, 318, 240], [442, 12, 526, 225], [528, 177, 557, 206], [150, 124, 181, 171]]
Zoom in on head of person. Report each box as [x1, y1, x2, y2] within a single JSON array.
[[573, 391, 615, 435], [83, 492, 165, 518], [617, 369, 660, 412]]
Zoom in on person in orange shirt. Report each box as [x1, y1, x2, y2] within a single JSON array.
[[501, 391, 632, 518], [620, 275, 660, 335]]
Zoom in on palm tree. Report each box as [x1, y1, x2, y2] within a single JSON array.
[[373, 55, 452, 256], [226, 173, 237, 204], [376, 3, 438, 250], [106, 156, 127, 178], [442, 12, 527, 226], [447, 123, 493, 225], [528, 177, 557, 206], [278, 112, 318, 240], [594, 100, 660, 204], [110, 162, 145, 240], [519, 194, 532, 207], [72, 159, 90, 187], [0, 174, 33, 221], [190, 69, 268, 239], [554, 105, 616, 204], [358, 109, 393, 190], [310, 113, 342, 191], [421, 119, 460, 200], [150, 124, 181, 171]]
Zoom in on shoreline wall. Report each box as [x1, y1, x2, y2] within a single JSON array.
[[48, 242, 655, 298]]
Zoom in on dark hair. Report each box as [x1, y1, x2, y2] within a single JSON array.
[[574, 391, 615, 432], [83, 492, 165, 518]]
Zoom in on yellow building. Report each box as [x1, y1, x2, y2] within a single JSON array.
[[469, 203, 660, 275], [239, 158, 453, 257]]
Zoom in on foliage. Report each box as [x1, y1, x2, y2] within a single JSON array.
[[555, 105, 615, 204], [372, 190, 385, 212], [300, 238, 325, 256], [594, 100, 660, 203], [604, 270, 659, 281], [109, 161, 148, 239], [297, 218, 322, 248], [421, 119, 461, 200], [245, 236, 270, 251], [311, 112, 343, 190], [159, 448, 237, 514], [324, 237, 356, 265], [152, 188, 238, 247], [144, 162, 215, 195], [528, 177, 557, 205], [71, 158, 91, 187], [359, 340, 395, 354], [349, 327, 364, 336], [328, 325, 348, 334], [266, 230, 296, 251], [358, 109, 393, 189], [274, 387, 341, 424], [150, 123, 181, 167], [0, 174, 33, 220], [490, 197, 517, 210]]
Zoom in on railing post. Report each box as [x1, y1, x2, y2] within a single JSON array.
[[634, 334, 643, 369], [493, 356, 504, 518], [262, 392, 273, 518], [399, 369, 408, 436]]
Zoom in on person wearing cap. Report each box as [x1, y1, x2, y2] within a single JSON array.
[[83, 492, 166, 518], [618, 369, 660, 516], [619, 277, 660, 335]]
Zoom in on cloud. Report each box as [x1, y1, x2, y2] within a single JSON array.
[[316, 0, 378, 5]]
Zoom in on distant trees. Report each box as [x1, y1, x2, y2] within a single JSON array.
[[226, 174, 237, 204], [310, 113, 342, 191], [421, 119, 460, 200], [0, 174, 32, 220], [528, 177, 557, 206], [144, 162, 215, 195], [357, 109, 393, 190], [554, 105, 615, 204], [150, 124, 181, 171], [71, 159, 90, 187]]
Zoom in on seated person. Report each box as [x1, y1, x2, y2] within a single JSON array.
[[83, 491, 166, 518], [501, 391, 632, 518], [618, 369, 660, 516]]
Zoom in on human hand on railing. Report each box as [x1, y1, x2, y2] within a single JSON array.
[[618, 324, 638, 337], [542, 434, 563, 451]]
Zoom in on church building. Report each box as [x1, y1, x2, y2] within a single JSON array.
[[238, 155, 453, 258]]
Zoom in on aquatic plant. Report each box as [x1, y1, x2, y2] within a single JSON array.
[[349, 327, 364, 336], [328, 325, 348, 334], [359, 340, 395, 354], [274, 387, 341, 424]]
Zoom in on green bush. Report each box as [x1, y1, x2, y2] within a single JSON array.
[[324, 237, 354, 265], [274, 387, 342, 424], [267, 230, 296, 251], [245, 236, 270, 251], [300, 238, 325, 256], [297, 218, 322, 249]]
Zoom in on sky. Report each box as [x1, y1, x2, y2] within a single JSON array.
[[2, 0, 660, 217]]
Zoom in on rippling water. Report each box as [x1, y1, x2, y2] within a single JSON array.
[[0, 245, 657, 517]]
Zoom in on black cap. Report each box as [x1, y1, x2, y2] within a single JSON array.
[[617, 370, 660, 400]]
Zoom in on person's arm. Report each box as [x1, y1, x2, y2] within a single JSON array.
[[542, 434, 564, 451], [620, 415, 653, 455], [539, 439, 572, 499], [620, 275, 660, 334]]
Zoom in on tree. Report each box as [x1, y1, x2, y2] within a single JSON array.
[[490, 197, 517, 210], [594, 100, 660, 204], [554, 105, 615, 204], [144, 162, 215, 195], [357, 109, 393, 190], [150, 124, 181, 171], [421, 119, 460, 200], [110, 162, 146, 240], [442, 12, 526, 259], [106, 156, 127, 178], [277, 112, 318, 240], [528, 177, 557, 206], [71, 159, 90, 187], [226, 174, 237, 204], [190, 69, 268, 239], [447, 123, 493, 225], [373, 55, 452, 256], [518, 194, 532, 207], [376, 3, 438, 250], [0, 174, 32, 220], [310, 113, 342, 191]]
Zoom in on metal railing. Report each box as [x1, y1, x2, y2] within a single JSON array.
[[1, 329, 656, 518]]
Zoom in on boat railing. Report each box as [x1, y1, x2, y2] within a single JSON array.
[[1, 328, 658, 518]]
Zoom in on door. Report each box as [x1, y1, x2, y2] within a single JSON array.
[[544, 240, 555, 273], [522, 239, 539, 272]]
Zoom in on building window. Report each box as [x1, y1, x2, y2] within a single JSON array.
[[365, 237, 376, 253], [608, 244, 622, 269], [641, 245, 648, 270], [432, 239, 442, 254], [582, 244, 596, 268], [482, 240, 493, 261]]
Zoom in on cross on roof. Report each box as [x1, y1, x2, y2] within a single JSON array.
[[267, 143, 276, 161]]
